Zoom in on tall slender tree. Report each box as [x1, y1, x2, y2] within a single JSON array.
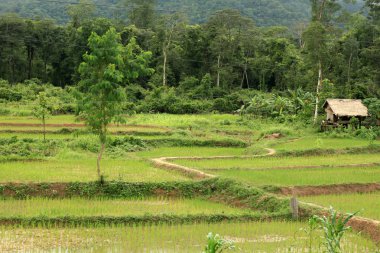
[[305, 0, 342, 123], [78, 27, 153, 178]]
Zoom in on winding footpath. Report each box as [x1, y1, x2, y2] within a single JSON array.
[[151, 148, 276, 179], [150, 147, 380, 243]]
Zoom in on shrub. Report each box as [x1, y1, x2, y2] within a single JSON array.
[[0, 87, 22, 101], [0, 137, 61, 159]]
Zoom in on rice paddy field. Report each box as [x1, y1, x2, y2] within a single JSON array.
[[200, 166, 380, 186], [173, 153, 380, 170], [0, 113, 379, 252], [301, 192, 380, 220], [0, 197, 255, 217], [0, 159, 188, 183], [0, 222, 377, 253]]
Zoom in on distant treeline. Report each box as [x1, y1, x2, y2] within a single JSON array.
[[0, 0, 379, 108]]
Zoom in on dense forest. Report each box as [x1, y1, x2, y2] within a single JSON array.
[[0, 0, 379, 118]]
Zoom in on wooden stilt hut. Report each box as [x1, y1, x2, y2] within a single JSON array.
[[321, 99, 369, 130]]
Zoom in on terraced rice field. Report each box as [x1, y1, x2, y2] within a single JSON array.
[[301, 192, 380, 220], [173, 153, 380, 170], [273, 136, 380, 151], [0, 221, 376, 253], [0, 197, 254, 217], [0, 113, 379, 252], [201, 166, 380, 186], [0, 159, 188, 183]]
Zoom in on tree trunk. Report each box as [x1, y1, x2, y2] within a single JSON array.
[[347, 52, 353, 85], [240, 70, 245, 89], [43, 115, 46, 142], [97, 143, 105, 178], [245, 68, 249, 89], [240, 63, 249, 89], [27, 47, 34, 80], [313, 61, 323, 124], [216, 54, 221, 88], [162, 48, 167, 86], [44, 61, 48, 82]]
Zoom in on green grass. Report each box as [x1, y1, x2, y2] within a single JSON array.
[[273, 136, 380, 151], [174, 153, 380, 170], [136, 147, 249, 158], [0, 124, 169, 133], [0, 197, 252, 217], [209, 166, 380, 186], [301, 192, 380, 220], [0, 115, 76, 124], [0, 221, 375, 252], [0, 158, 187, 183]]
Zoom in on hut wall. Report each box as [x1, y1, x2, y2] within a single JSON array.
[[325, 106, 335, 121]]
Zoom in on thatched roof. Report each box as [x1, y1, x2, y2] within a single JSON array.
[[323, 99, 368, 117]]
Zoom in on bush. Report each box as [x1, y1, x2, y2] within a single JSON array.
[[212, 98, 235, 113], [0, 87, 22, 101], [0, 137, 61, 159], [0, 107, 11, 115], [69, 136, 148, 155], [138, 87, 212, 114]]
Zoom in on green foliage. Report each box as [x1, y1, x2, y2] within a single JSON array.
[[33, 92, 59, 140], [323, 126, 380, 140], [0, 87, 22, 101], [0, 0, 313, 26], [203, 232, 235, 253], [0, 137, 60, 160], [313, 207, 357, 253], [78, 28, 127, 143]]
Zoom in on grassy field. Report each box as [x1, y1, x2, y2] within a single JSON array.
[[0, 221, 376, 252], [0, 197, 253, 217], [174, 153, 380, 170], [301, 192, 380, 220], [203, 166, 380, 186], [136, 147, 249, 158], [273, 136, 380, 151], [0, 158, 188, 183]]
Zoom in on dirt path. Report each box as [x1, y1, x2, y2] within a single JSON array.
[[150, 148, 276, 179]]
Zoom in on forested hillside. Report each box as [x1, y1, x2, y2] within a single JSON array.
[[0, 0, 347, 26], [0, 0, 378, 117]]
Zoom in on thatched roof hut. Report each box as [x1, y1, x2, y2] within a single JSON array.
[[323, 99, 369, 123]]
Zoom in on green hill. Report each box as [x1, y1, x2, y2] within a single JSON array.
[[0, 0, 308, 26], [0, 0, 365, 26]]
